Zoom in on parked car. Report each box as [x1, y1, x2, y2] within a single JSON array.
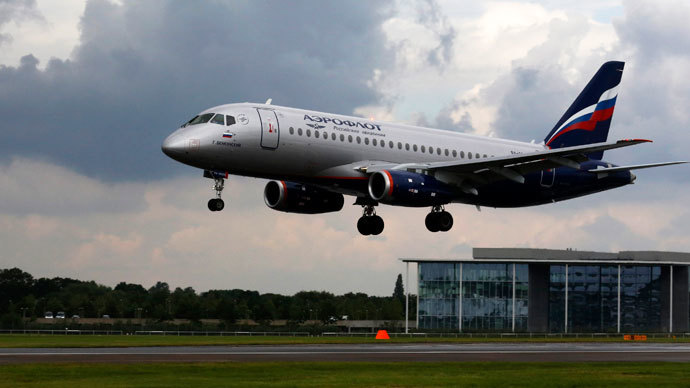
[[71, 315, 80, 319], [44, 312, 53, 319], [102, 314, 110, 319], [56, 311, 65, 319]]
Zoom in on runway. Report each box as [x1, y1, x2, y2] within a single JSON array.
[[2, 342, 690, 363]]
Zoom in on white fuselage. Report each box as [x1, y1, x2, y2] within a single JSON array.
[[164, 103, 543, 189]]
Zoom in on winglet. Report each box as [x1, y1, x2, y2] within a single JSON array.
[[265, 98, 272, 105]]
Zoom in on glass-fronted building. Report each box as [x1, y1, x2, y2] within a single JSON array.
[[405, 248, 690, 333]]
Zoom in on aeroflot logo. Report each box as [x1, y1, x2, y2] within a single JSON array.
[[304, 114, 382, 131]]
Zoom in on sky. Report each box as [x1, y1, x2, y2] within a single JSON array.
[[0, 0, 688, 296]]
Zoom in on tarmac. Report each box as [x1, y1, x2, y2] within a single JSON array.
[[2, 342, 690, 363]]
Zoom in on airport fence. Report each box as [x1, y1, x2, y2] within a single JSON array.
[[0, 329, 310, 336], [0, 329, 123, 335], [2, 329, 690, 338], [133, 331, 310, 336], [321, 332, 690, 339]]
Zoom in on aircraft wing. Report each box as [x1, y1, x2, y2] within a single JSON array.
[[358, 139, 655, 190], [586, 161, 687, 174]]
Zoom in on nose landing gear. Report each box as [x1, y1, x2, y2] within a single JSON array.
[[206, 171, 226, 212], [357, 203, 384, 236], [425, 205, 453, 232]]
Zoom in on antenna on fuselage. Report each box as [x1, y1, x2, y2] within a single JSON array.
[[265, 98, 272, 105]]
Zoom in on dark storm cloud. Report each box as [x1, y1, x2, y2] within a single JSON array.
[[0, 0, 393, 181]]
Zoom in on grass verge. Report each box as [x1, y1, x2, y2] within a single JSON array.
[[0, 361, 688, 387]]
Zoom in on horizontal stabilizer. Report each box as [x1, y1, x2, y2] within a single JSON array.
[[587, 161, 688, 173]]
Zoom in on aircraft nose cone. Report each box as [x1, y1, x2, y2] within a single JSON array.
[[161, 134, 185, 158], [630, 172, 636, 183]]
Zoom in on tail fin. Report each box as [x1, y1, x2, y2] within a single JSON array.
[[544, 61, 624, 160]]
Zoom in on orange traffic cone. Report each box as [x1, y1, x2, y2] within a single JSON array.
[[375, 330, 390, 340]]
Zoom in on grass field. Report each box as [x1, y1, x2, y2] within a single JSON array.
[[1, 334, 688, 348], [0, 362, 688, 387]]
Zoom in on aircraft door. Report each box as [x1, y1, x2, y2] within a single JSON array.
[[540, 168, 555, 187], [257, 109, 280, 149]]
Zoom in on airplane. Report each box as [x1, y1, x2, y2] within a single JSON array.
[[162, 61, 686, 235]]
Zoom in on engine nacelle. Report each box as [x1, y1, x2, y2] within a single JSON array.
[[264, 181, 344, 214], [368, 170, 455, 207]]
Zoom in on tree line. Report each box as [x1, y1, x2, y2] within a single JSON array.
[[0, 268, 415, 328]]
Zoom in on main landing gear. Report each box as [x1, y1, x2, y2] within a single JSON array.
[[207, 175, 225, 212], [357, 203, 384, 236], [425, 205, 453, 232]]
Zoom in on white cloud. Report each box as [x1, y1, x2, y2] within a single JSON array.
[[0, 0, 85, 68]]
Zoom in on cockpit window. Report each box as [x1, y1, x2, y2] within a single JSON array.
[[183, 113, 214, 127], [226, 115, 236, 126], [210, 114, 225, 125]]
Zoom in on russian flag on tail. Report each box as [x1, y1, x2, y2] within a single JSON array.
[[543, 61, 624, 160]]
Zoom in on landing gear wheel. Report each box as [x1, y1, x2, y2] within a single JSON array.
[[437, 211, 453, 232], [208, 198, 225, 212], [356, 202, 384, 236], [205, 172, 226, 212], [426, 206, 453, 232], [371, 215, 384, 235], [425, 212, 440, 232], [357, 216, 372, 236]]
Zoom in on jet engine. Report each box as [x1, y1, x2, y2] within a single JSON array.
[[368, 170, 455, 207], [264, 181, 344, 214]]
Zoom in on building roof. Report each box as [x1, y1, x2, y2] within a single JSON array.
[[400, 248, 690, 265]]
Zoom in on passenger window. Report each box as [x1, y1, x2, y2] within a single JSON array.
[[452, 150, 457, 158], [306, 129, 311, 137], [340, 134, 344, 141], [365, 137, 369, 145], [428, 146, 433, 154], [348, 135, 353, 143], [356, 136, 361, 144], [445, 149, 449, 157], [421, 145, 426, 153], [372, 138, 377, 146], [226, 115, 236, 126], [475, 153, 480, 159], [398, 142, 402, 149], [323, 132, 328, 139], [210, 114, 225, 125], [315, 130, 320, 138], [468, 152, 473, 159], [483, 154, 488, 158], [413, 144, 418, 152], [381, 141, 385, 148], [332, 133, 336, 141], [460, 151, 465, 158], [405, 143, 410, 151], [389, 141, 394, 148], [289, 127, 294, 135], [298, 128, 303, 136]]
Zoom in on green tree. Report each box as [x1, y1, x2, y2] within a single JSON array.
[[393, 274, 405, 304]]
